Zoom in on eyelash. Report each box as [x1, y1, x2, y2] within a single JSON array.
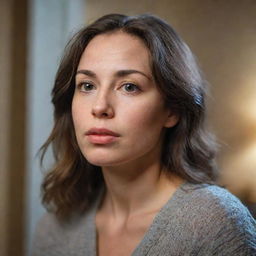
[[76, 82, 141, 94], [77, 82, 95, 92], [121, 83, 141, 93]]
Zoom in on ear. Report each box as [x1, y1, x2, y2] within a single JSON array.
[[164, 112, 179, 128]]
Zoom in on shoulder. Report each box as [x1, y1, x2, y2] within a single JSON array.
[[179, 183, 250, 215], [163, 183, 256, 255], [31, 192, 102, 256], [34, 211, 66, 238], [177, 183, 256, 234], [31, 209, 94, 256], [31, 212, 68, 256], [187, 184, 254, 226]]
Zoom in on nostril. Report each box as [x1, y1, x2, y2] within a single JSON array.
[[91, 101, 114, 118]]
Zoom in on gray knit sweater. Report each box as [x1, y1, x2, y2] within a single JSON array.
[[32, 183, 256, 255]]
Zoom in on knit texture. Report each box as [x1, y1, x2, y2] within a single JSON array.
[[32, 183, 256, 255]]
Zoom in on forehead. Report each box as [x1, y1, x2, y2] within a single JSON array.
[[77, 31, 152, 72]]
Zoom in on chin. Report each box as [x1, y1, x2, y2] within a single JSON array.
[[83, 152, 126, 167], [86, 159, 124, 167]]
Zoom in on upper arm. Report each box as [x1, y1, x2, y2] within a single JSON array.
[[208, 211, 256, 255], [195, 191, 256, 255]]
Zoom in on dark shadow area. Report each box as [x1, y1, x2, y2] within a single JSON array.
[[7, 0, 28, 255]]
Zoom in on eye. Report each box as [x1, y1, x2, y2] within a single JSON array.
[[122, 83, 141, 93], [78, 82, 95, 92]]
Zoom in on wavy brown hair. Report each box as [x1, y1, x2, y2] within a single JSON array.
[[40, 13, 218, 219]]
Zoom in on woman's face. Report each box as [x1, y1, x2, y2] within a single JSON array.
[[72, 31, 178, 167]]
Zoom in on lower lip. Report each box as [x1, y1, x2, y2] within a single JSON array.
[[87, 134, 118, 144]]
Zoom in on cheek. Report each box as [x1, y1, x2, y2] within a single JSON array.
[[120, 103, 167, 161], [71, 98, 85, 132], [71, 101, 78, 128], [121, 100, 168, 139], [131, 102, 167, 127]]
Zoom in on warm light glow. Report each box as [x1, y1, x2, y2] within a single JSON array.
[[235, 79, 256, 124], [240, 141, 256, 164], [221, 141, 256, 202], [240, 96, 256, 123]]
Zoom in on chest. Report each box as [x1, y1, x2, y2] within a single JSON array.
[[96, 212, 157, 256], [97, 230, 142, 256]]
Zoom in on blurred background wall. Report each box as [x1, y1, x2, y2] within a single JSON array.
[[0, 0, 255, 255], [0, 0, 27, 255]]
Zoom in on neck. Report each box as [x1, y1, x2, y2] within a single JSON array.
[[100, 159, 183, 220]]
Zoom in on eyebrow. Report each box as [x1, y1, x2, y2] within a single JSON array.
[[76, 69, 152, 80]]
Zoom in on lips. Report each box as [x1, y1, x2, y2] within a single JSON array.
[[85, 128, 120, 144]]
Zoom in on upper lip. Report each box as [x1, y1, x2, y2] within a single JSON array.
[[86, 128, 120, 137]]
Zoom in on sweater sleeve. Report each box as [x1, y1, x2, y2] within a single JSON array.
[[204, 207, 255, 255], [194, 186, 256, 255]]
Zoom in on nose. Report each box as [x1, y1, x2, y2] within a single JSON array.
[[91, 90, 114, 119]]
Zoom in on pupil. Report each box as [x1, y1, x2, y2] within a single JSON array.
[[126, 84, 134, 91], [85, 83, 92, 90]]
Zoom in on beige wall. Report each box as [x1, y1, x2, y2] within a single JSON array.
[[85, 0, 256, 202], [0, 0, 27, 255]]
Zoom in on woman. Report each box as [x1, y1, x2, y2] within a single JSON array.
[[32, 14, 256, 255]]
